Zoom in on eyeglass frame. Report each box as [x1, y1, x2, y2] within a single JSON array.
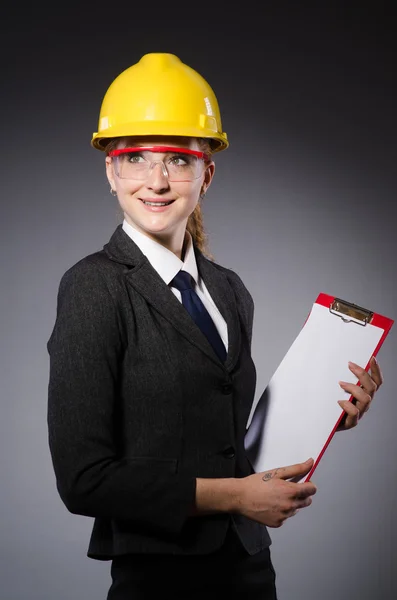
[[108, 146, 210, 181]]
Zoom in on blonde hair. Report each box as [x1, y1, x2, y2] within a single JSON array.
[[104, 137, 215, 260]]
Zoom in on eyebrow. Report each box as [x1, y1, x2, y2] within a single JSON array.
[[108, 146, 209, 160]]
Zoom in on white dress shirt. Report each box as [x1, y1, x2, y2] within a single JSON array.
[[122, 219, 228, 351]]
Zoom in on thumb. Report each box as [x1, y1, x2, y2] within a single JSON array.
[[277, 458, 314, 480]]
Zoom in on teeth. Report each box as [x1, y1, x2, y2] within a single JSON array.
[[143, 201, 172, 207]]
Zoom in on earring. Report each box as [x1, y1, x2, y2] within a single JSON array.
[[110, 187, 117, 196]]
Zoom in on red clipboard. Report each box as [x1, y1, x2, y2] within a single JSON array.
[[244, 293, 394, 482]]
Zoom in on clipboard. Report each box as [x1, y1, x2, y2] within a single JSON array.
[[244, 293, 394, 483]]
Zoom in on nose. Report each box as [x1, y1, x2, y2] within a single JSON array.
[[145, 160, 170, 192]]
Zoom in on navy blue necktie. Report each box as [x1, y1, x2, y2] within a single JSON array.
[[170, 270, 227, 362]]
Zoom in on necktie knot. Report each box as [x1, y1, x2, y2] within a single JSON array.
[[170, 270, 194, 292]]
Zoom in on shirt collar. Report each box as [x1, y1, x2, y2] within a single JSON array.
[[122, 219, 199, 285]]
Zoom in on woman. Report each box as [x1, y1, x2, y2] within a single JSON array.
[[47, 53, 382, 599]]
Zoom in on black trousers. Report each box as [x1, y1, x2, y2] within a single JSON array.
[[106, 525, 278, 599]]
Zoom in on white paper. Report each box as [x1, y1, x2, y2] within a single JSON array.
[[245, 302, 384, 481]]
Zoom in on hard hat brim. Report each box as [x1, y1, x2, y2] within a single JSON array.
[[91, 122, 229, 153]]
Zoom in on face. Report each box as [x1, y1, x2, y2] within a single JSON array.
[[106, 136, 215, 247]]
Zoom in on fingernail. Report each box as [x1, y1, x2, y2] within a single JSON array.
[[372, 355, 378, 364], [348, 361, 357, 369], [339, 381, 348, 387]]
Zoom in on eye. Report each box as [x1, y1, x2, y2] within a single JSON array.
[[168, 154, 191, 167], [126, 152, 146, 164]]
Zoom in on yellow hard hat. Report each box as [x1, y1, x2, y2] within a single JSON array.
[[91, 53, 228, 153]]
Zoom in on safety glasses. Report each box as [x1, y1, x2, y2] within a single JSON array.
[[109, 146, 209, 182]]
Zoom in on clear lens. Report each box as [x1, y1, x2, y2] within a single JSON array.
[[114, 150, 204, 182]]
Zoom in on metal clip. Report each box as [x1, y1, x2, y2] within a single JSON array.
[[329, 298, 373, 326]]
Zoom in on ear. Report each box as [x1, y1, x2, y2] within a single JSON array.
[[105, 156, 116, 191], [202, 160, 215, 194]]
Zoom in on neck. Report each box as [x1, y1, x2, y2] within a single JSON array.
[[150, 230, 187, 260], [124, 216, 188, 259]]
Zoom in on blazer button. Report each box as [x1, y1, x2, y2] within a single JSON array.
[[222, 446, 236, 459], [221, 383, 233, 395]]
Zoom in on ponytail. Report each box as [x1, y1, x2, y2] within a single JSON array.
[[187, 201, 214, 260]]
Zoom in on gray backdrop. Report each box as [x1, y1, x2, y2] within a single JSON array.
[[2, 4, 396, 599]]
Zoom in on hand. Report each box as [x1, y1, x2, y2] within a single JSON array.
[[337, 356, 383, 431], [236, 458, 317, 528]]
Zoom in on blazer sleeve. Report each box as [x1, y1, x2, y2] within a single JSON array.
[[47, 260, 196, 537]]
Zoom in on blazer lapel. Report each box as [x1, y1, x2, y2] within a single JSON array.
[[195, 251, 241, 372], [104, 225, 241, 371]]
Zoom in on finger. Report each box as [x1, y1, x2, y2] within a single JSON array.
[[289, 496, 313, 519], [370, 355, 384, 388], [297, 496, 313, 508], [277, 458, 314, 480], [339, 382, 372, 416], [294, 486, 317, 500], [347, 362, 377, 396], [338, 400, 360, 429]]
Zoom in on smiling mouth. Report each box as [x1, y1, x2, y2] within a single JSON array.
[[140, 199, 175, 207]]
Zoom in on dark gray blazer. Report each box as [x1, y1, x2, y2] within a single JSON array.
[[47, 224, 271, 560]]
